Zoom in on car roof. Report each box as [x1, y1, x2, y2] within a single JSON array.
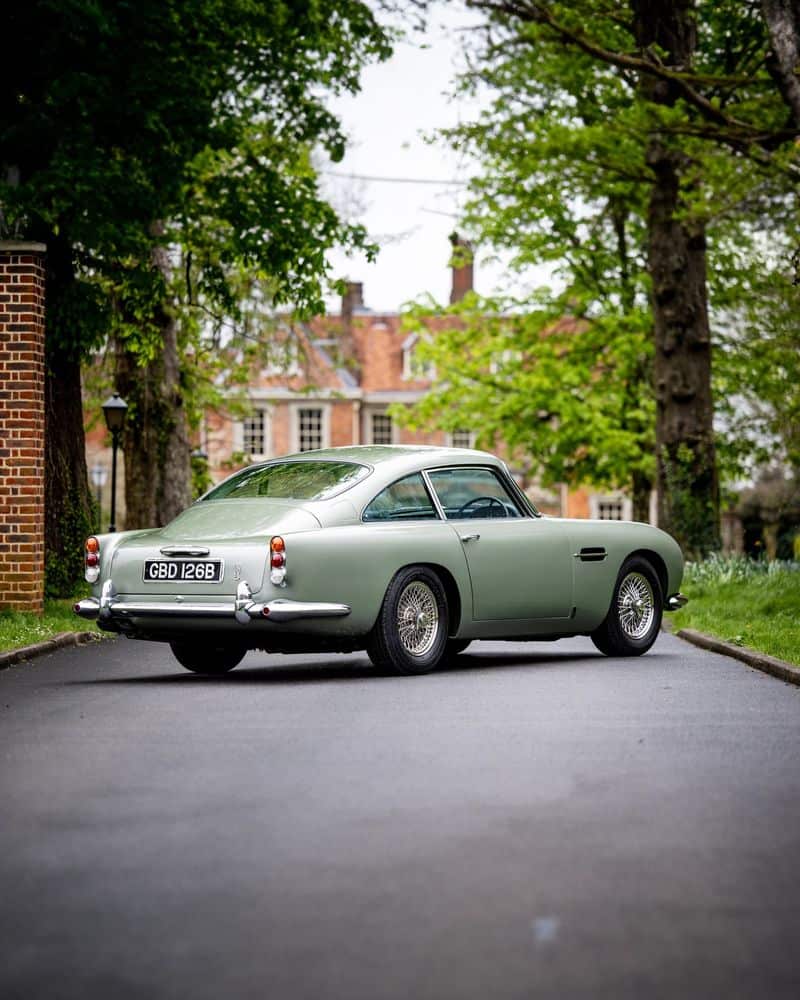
[[202, 445, 530, 520], [270, 444, 500, 468]]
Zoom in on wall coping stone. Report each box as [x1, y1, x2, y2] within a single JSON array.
[[0, 241, 47, 252]]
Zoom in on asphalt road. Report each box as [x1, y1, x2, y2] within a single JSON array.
[[1, 632, 799, 1000]]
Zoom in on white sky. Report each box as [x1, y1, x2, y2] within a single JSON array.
[[322, 3, 507, 313]]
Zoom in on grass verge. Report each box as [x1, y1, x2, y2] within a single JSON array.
[[672, 557, 800, 667], [0, 597, 101, 654]]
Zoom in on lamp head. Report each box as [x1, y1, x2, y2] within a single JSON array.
[[102, 393, 128, 434]]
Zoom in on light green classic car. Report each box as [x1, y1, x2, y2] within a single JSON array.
[[75, 445, 687, 675]]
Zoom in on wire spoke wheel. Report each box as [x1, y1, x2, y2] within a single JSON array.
[[367, 565, 449, 675], [616, 571, 655, 639], [396, 581, 439, 657]]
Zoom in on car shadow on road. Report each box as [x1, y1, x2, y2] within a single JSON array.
[[66, 648, 666, 686]]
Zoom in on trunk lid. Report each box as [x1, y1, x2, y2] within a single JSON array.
[[110, 500, 320, 596]]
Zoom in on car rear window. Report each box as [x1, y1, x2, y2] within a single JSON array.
[[203, 461, 371, 501]]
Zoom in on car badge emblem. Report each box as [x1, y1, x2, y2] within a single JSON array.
[[233, 564, 242, 581], [175, 595, 184, 603]]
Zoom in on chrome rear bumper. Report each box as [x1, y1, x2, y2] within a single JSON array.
[[665, 593, 688, 612], [74, 580, 350, 626]]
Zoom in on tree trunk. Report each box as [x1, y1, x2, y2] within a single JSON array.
[[115, 243, 191, 529], [44, 237, 96, 595], [634, 0, 720, 557], [761, 0, 800, 129], [631, 469, 653, 524], [646, 146, 719, 555]]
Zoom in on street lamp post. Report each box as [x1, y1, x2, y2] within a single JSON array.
[[101, 393, 128, 532]]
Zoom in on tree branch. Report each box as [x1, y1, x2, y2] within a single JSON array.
[[467, 0, 794, 145]]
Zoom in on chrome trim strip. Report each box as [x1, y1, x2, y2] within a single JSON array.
[[262, 600, 351, 622], [110, 601, 237, 617], [420, 468, 447, 521], [159, 545, 211, 557], [74, 585, 352, 625], [423, 464, 533, 520], [500, 463, 540, 518]]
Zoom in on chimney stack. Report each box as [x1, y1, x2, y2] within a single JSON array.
[[449, 233, 474, 304], [341, 281, 364, 331], [338, 280, 363, 371]]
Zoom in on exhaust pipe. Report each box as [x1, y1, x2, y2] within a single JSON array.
[[73, 598, 100, 620]]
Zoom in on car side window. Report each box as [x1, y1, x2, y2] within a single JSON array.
[[426, 467, 523, 520], [362, 473, 440, 522]]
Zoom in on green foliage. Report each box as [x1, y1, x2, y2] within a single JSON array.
[[0, 597, 100, 654], [1, 1, 392, 581], [710, 225, 800, 478], [2, 0, 392, 356], [400, 3, 658, 499], [44, 487, 97, 599], [405, 0, 799, 517], [396, 293, 654, 493], [191, 452, 213, 501], [683, 553, 799, 586], [660, 442, 720, 559], [673, 558, 800, 666]]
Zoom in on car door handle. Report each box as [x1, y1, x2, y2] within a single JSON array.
[[460, 533, 480, 543]]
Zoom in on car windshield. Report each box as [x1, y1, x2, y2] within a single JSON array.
[[203, 461, 370, 502]]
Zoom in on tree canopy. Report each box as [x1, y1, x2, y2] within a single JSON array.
[[2, 0, 391, 337], [1, 0, 392, 593], [398, 0, 798, 556]]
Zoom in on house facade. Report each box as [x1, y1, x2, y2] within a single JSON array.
[[84, 242, 640, 528], [201, 249, 638, 523]]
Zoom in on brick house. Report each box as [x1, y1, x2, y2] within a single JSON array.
[[203, 280, 462, 476], [201, 247, 642, 523], [86, 244, 642, 527]]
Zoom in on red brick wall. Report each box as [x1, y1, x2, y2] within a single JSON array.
[[566, 487, 591, 520], [330, 401, 356, 447], [0, 243, 46, 612], [272, 405, 290, 455]]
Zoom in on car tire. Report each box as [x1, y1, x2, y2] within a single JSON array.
[[445, 638, 471, 657], [366, 566, 449, 675], [169, 640, 246, 674], [590, 556, 663, 657]]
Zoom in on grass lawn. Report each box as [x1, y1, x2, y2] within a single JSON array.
[[671, 558, 800, 667], [0, 597, 101, 654]]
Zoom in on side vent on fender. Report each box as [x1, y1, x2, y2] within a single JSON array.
[[577, 546, 607, 562]]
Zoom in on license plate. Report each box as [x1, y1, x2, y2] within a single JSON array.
[[143, 559, 223, 583]]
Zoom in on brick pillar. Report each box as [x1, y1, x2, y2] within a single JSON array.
[[0, 241, 46, 612]]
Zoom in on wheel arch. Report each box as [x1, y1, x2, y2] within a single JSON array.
[[626, 548, 668, 600], [396, 561, 463, 637]]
